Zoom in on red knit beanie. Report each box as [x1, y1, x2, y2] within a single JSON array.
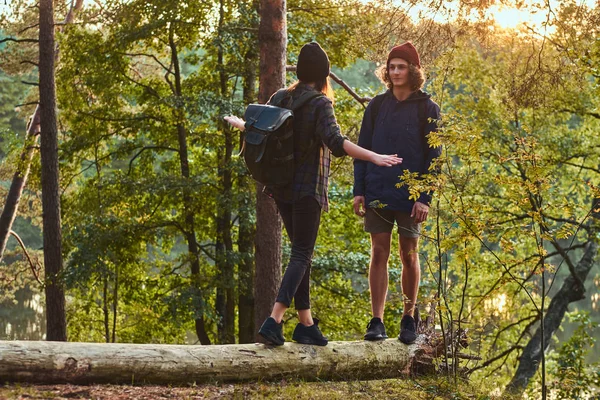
[[387, 42, 421, 68]]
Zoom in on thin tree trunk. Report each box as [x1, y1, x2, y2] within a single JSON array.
[[214, 0, 236, 344], [112, 265, 118, 343], [253, 0, 286, 341], [168, 27, 211, 345], [505, 198, 600, 395], [0, 0, 84, 262], [0, 120, 38, 262], [237, 46, 259, 344], [39, 0, 67, 342], [103, 274, 109, 343], [238, 199, 256, 343]]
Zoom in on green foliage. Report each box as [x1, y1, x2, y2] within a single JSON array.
[[545, 311, 600, 399], [52, 0, 232, 343], [409, 23, 600, 389], [1, 0, 600, 395], [0, 70, 34, 158]]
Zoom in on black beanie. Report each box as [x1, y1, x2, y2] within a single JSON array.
[[296, 42, 330, 82]]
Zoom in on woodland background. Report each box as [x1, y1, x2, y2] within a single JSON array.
[[1, 0, 599, 397]]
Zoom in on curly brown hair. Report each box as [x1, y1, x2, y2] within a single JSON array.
[[375, 63, 425, 91]]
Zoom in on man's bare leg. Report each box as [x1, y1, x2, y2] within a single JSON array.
[[369, 232, 392, 319], [399, 236, 420, 317]]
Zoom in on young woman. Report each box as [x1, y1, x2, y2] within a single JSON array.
[[224, 42, 402, 346]]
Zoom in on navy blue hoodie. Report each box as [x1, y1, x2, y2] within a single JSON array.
[[353, 89, 441, 213]]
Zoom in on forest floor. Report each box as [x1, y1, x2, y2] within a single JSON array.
[[0, 377, 510, 399]]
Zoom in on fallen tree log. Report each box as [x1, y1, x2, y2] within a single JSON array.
[[0, 338, 438, 384]]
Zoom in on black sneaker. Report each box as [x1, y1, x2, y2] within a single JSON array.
[[398, 315, 418, 344], [364, 317, 388, 341], [292, 318, 328, 346], [259, 317, 285, 346]]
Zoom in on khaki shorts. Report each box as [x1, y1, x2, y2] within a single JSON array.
[[364, 208, 421, 238]]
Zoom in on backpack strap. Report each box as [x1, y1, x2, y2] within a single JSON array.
[[269, 89, 323, 111], [269, 89, 292, 108], [369, 94, 386, 131], [291, 91, 325, 111], [417, 99, 429, 155]]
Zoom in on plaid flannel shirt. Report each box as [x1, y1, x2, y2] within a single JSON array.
[[264, 83, 347, 211]]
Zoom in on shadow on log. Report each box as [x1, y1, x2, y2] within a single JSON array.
[[0, 338, 441, 384]]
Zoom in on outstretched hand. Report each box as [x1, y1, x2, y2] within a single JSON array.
[[224, 115, 246, 131], [372, 153, 403, 167]]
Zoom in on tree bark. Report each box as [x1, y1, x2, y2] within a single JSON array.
[[215, 0, 236, 344], [254, 0, 286, 342], [505, 198, 600, 395], [0, 338, 434, 384], [103, 274, 110, 343], [168, 27, 211, 345], [238, 197, 256, 343], [39, 0, 67, 342], [237, 46, 259, 344], [0, 0, 84, 262]]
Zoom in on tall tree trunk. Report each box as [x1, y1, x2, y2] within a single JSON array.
[[39, 0, 67, 342], [214, 0, 236, 344], [0, 0, 84, 262], [505, 198, 600, 395], [254, 0, 287, 340], [237, 46, 259, 344], [168, 27, 211, 345]]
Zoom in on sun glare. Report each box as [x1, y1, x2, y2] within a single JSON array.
[[490, 5, 540, 29], [403, 1, 553, 33]]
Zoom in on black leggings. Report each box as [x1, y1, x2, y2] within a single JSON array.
[[275, 196, 322, 310]]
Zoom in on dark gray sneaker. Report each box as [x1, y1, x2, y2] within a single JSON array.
[[398, 315, 418, 344], [364, 317, 388, 341], [292, 318, 328, 346], [259, 317, 285, 346]]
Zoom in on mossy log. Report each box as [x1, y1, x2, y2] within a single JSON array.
[[0, 337, 439, 384]]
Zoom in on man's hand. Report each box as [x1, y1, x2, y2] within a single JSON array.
[[353, 196, 366, 217], [411, 201, 429, 223]]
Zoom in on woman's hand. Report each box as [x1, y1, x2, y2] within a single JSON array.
[[224, 115, 246, 131], [371, 153, 403, 167]]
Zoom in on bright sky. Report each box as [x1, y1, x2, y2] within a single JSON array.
[[410, 0, 596, 31], [0, 0, 597, 31], [490, 4, 548, 29], [0, 1, 9, 18]]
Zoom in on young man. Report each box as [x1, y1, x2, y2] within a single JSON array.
[[353, 42, 441, 344]]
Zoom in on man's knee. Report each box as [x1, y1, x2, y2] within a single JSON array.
[[371, 245, 390, 265], [400, 250, 418, 264], [399, 238, 419, 265], [371, 233, 392, 265]]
